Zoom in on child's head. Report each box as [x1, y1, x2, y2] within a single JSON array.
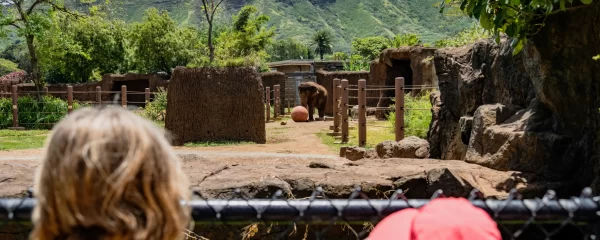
[[30, 107, 190, 240]]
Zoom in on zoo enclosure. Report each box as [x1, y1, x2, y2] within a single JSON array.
[[330, 77, 438, 147], [1, 187, 599, 239], [1, 85, 161, 129]]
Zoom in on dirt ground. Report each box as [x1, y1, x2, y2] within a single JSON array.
[[0, 119, 336, 159]]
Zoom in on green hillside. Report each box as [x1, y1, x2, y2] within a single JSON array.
[[70, 0, 473, 52]]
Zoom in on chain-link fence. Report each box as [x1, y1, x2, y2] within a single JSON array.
[[2, 186, 599, 239]]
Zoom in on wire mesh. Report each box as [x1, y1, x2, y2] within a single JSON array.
[[1, 187, 599, 240]]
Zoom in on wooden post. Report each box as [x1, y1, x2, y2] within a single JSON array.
[[358, 79, 367, 147], [43, 86, 48, 96], [266, 87, 271, 122], [96, 86, 102, 108], [67, 86, 73, 114], [333, 78, 341, 133], [287, 99, 291, 114], [145, 88, 151, 103], [396, 77, 405, 141], [274, 85, 280, 119], [341, 80, 349, 143], [121, 85, 127, 109], [12, 85, 18, 128]]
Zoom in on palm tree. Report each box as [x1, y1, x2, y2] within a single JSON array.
[[311, 30, 334, 60]]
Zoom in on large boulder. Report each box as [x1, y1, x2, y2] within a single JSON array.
[[465, 100, 572, 178], [394, 136, 430, 159], [466, 104, 521, 161], [376, 140, 397, 158], [341, 146, 368, 161]]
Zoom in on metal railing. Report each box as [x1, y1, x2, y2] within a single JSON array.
[[1, 187, 599, 239]]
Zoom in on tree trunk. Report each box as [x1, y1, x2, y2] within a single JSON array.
[[521, 1, 600, 193], [25, 34, 42, 99], [208, 22, 215, 63]]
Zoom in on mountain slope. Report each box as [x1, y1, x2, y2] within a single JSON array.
[[74, 0, 474, 52]]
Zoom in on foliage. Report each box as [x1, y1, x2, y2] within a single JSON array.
[[267, 38, 311, 61], [440, 0, 596, 55], [0, 95, 89, 129], [214, 5, 274, 67], [332, 52, 349, 61], [311, 30, 334, 60], [387, 92, 432, 139], [343, 55, 370, 71], [198, 0, 225, 63], [0, 58, 20, 76], [140, 87, 167, 122], [37, 13, 128, 83], [594, 55, 600, 61], [434, 23, 490, 48], [129, 8, 204, 75], [350, 36, 390, 61], [391, 34, 422, 48]]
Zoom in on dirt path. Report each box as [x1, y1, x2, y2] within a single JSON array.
[[0, 119, 335, 159]]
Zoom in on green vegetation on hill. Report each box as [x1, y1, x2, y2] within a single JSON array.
[[69, 0, 474, 52]]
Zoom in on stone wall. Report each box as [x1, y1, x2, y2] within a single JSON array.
[[165, 67, 266, 146], [316, 70, 371, 116]]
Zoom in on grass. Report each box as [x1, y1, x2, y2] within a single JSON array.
[[317, 119, 396, 152], [183, 141, 255, 147], [0, 129, 50, 151]]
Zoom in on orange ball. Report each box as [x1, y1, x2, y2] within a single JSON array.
[[291, 106, 309, 122]]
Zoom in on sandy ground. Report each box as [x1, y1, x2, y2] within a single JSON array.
[[0, 119, 336, 160]]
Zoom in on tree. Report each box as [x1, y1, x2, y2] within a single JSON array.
[[198, 0, 224, 64], [267, 38, 311, 61], [311, 30, 333, 60], [351, 36, 390, 61], [128, 8, 203, 75], [215, 5, 274, 67], [37, 12, 127, 83], [0, 0, 78, 94]]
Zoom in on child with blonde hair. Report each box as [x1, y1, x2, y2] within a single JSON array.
[[30, 107, 191, 240]]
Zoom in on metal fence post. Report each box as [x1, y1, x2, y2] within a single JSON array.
[[67, 86, 73, 114], [121, 85, 127, 109], [12, 85, 18, 128], [333, 78, 341, 133], [274, 85, 280, 119], [358, 79, 367, 147], [145, 88, 151, 103], [341, 80, 349, 143], [396, 77, 405, 141], [266, 87, 271, 122], [96, 86, 102, 108]]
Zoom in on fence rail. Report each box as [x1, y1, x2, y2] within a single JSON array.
[[330, 77, 438, 147], [1, 85, 161, 129], [1, 187, 600, 239]]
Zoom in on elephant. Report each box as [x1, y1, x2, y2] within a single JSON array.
[[298, 81, 328, 121]]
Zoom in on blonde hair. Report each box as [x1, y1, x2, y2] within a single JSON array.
[[30, 107, 191, 240]]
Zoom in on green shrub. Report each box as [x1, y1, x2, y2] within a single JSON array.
[[140, 87, 167, 122], [387, 92, 432, 139], [392, 34, 422, 48], [0, 96, 88, 129], [343, 55, 370, 71], [0, 58, 20, 76], [434, 24, 491, 48]]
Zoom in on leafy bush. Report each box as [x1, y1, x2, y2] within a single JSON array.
[[351, 36, 391, 60], [434, 24, 491, 48], [0, 96, 89, 129], [140, 87, 167, 122], [343, 55, 370, 71], [391, 34, 422, 48], [332, 52, 349, 61], [387, 92, 432, 138]]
